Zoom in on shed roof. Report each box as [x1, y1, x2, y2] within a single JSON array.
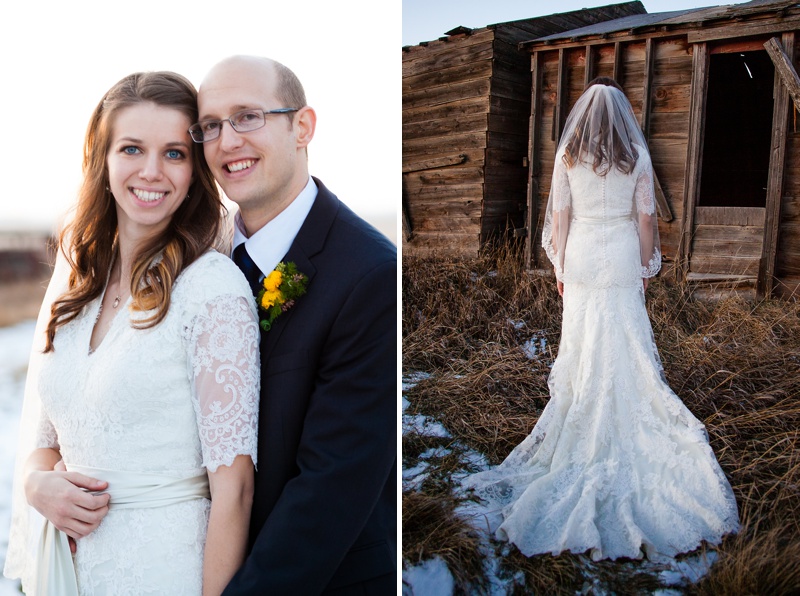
[[403, 1, 646, 48], [522, 0, 799, 46]]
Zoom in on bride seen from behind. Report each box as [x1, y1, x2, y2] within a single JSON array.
[[3, 72, 260, 595], [465, 77, 739, 562]]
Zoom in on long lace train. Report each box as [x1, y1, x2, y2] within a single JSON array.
[[464, 283, 739, 561]]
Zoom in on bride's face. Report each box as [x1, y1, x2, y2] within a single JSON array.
[[106, 102, 194, 240]]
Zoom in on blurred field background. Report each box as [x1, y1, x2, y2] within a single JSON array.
[[0, 231, 53, 327], [0, 230, 52, 594]]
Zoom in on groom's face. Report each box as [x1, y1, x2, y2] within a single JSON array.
[[198, 60, 301, 216]]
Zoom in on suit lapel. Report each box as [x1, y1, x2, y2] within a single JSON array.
[[261, 178, 340, 356]]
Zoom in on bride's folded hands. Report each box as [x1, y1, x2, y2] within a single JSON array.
[[23, 448, 110, 542]]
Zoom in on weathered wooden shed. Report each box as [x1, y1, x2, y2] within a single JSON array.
[[521, 0, 800, 298], [401, 2, 648, 255]]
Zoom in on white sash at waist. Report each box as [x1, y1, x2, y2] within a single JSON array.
[[70, 465, 210, 509], [571, 215, 632, 225], [36, 466, 210, 596]]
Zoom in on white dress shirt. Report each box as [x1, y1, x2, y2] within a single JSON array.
[[231, 177, 317, 279]]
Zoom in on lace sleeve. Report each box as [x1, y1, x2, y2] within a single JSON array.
[[34, 407, 59, 450], [634, 166, 661, 278], [552, 158, 572, 213], [542, 156, 572, 281], [186, 294, 260, 473]]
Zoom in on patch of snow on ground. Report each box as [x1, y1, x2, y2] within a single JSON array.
[[659, 551, 718, 586], [403, 414, 451, 440], [403, 369, 517, 594], [403, 556, 454, 596], [403, 446, 453, 492], [521, 333, 547, 360], [403, 371, 432, 392], [508, 319, 525, 331], [402, 373, 450, 439]]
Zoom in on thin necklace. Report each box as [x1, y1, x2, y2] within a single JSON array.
[[112, 280, 129, 308], [110, 263, 129, 309]]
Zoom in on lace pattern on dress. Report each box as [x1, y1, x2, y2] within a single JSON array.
[[542, 157, 572, 280], [187, 294, 260, 473], [634, 169, 656, 216], [642, 247, 662, 278], [634, 165, 661, 278], [552, 158, 572, 212], [34, 409, 59, 451]]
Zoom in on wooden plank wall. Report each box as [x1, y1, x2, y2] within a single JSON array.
[[648, 38, 692, 263], [402, 30, 495, 254], [482, 25, 536, 243], [688, 207, 765, 279]]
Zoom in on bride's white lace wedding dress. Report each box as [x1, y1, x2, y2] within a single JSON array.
[[6, 250, 260, 595], [465, 148, 739, 561]]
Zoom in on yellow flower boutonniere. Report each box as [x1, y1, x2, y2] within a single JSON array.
[[257, 261, 308, 331]]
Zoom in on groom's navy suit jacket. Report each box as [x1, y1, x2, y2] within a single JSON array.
[[222, 178, 397, 595]]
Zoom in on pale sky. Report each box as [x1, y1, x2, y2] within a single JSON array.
[[403, 0, 730, 47], [0, 0, 400, 235]]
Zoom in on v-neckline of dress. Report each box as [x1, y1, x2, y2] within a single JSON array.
[[87, 286, 130, 357]]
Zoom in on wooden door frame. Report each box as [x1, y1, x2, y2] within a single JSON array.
[[678, 42, 709, 280], [680, 35, 795, 297], [758, 31, 794, 298]]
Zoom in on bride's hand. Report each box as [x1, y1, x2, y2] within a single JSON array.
[[24, 454, 110, 543], [52, 461, 85, 553], [557, 280, 564, 297]]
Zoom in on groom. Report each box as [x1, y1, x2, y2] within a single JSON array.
[[197, 56, 397, 594]]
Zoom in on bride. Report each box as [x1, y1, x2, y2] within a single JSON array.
[[4, 71, 260, 595], [465, 77, 739, 561]]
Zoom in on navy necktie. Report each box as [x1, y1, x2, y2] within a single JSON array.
[[233, 243, 263, 297]]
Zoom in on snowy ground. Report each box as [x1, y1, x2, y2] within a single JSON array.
[[401, 368, 717, 596], [0, 320, 35, 595]]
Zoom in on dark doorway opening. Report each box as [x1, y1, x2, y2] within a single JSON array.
[[699, 50, 774, 207]]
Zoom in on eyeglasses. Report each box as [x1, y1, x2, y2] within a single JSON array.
[[189, 108, 299, 143]]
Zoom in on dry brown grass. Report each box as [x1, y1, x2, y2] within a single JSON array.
[[402, 490, 487, 593], [402, 242, 800, 595]]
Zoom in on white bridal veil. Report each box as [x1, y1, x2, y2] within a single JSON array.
[[4, 248, 70, 590], [541, 82, 661, 283]]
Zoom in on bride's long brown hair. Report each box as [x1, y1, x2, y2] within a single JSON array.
[[563, 76, 639, 175], [44, 72, 222, 352]]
